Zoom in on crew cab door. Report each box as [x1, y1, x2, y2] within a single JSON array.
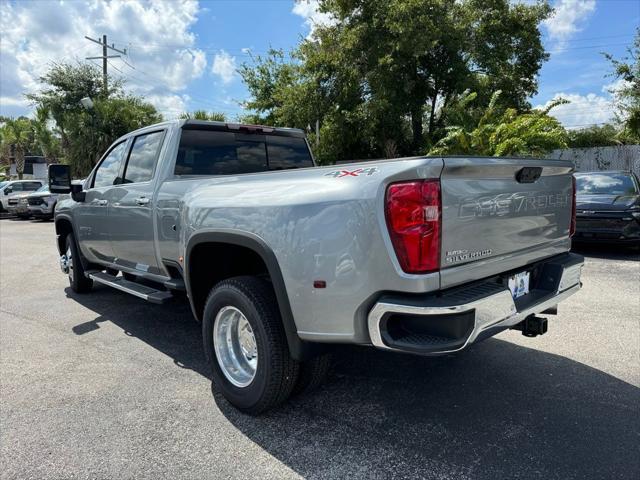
[[109, 130, 166, 276], [75, 140, 129, 264]]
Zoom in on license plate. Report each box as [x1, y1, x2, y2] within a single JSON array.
[[508, 271, 530, 299]]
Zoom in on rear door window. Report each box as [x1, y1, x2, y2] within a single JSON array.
[[123, 131, 165, 184]]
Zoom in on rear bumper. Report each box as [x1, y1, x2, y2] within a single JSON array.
[[367, 253, 584, 355]]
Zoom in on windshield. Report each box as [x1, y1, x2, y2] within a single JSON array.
[[575, 173, 638, 196], [0, 181, 7, 189], [35, 185, 49, 193], [175, 129, 313, 175]]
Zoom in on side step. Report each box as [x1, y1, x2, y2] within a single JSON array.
[[87, 271, 174, 304]]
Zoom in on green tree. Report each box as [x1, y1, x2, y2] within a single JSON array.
[[429, 91, 568, 156], [604, 28, 639, 142], [32, 107, 62, 163], [0, 122, 11, 178], [179, 110, 227, 121], [27, 63, 161, 177], [2, 117, 38, 179], [240, 0, 552, 163], [567, 124, 620, 148]]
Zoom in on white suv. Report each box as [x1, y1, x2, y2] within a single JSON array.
[[0, 180, 43, 212]]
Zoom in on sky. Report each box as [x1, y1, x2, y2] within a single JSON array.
[[0, 0, 638, 129]]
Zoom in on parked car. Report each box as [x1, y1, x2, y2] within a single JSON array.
[[574, 171, 640, 246], [50, 119, 583, 414], [0, 180, 44, 212], [7, 193, 32, 219], [27, 184, 59, 220]]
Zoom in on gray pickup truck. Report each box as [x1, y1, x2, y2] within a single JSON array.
[[50, 119, 584, 414]]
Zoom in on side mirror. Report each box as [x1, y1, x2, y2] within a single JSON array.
[[71, 183, 86, 203], [49, 164, 71, 194], [3, 188, 10, 195]]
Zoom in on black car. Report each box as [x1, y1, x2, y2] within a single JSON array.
[[574, 171, 640, 246]]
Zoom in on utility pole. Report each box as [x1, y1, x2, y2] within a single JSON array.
[[85, 35, 127, 94]]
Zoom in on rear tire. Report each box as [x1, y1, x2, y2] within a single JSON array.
[[293, 353, 332, 396], [65, 233, 93, 293], [203, 276, 299, 415]]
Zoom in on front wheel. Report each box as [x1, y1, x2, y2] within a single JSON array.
[[203, 276, 299, 415], [65, 233, 93, 293]]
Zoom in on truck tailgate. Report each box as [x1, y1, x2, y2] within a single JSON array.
[[439, 157, 574, 287]]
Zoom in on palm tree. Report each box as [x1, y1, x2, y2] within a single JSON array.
[[180, 110, 227, 121], [33, 107, 61, 163], [3, 117, 34, 179]]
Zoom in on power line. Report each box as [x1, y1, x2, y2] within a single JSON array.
[[85, 35, 127, 93], [106, 59, 243, 115]]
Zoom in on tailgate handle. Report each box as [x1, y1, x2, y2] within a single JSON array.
[[516, 167, 542, 183]]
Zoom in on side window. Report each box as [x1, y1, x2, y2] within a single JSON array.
[[93, 141, 128, 188], [123, 131, 165, 184], [11, 183, 23, 192], [26, 182, 42, 191]]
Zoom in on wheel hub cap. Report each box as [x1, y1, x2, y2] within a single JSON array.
[[65, 246, 74, 281], [213, 306, 258, 387]]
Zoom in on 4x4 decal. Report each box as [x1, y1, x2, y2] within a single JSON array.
[[324, 167, 379, 178]]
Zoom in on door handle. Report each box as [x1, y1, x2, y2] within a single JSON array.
[[92, 199, 108, 206], [135, 197, 150, 206]]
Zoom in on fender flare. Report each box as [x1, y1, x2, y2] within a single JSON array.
[[185, 230, 321, 361], [54, 214, 93, 271], [54, 214, 74, 255]]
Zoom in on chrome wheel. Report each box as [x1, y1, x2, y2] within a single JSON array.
[[213, 306, 258, 388], [66, 245, 74, 282]]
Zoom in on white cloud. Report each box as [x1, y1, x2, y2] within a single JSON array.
[[602, 78, 632, 97], [211, 50, 237, 84], [0, 0, 206, 118], [144, 94, 190, 120], [543, 0, 596, 49], [536, 92, 616, 129], [292, 0, 335, 38]]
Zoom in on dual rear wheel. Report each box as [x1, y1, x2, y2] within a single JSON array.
[[203, 276, 330, 414]]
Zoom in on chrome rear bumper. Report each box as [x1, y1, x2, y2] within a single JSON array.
[[367, 253, 584, 355]]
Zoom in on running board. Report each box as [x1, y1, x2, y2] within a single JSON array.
[[87, 271, 174, 304]]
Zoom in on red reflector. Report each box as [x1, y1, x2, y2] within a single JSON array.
[[313, 280, 326, 289], [570, 175, 577, 237], [385, 179, 441, 274]]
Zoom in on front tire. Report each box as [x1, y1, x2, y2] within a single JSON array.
[[65, 233, 93, 293], [203, 276, 299, 415]]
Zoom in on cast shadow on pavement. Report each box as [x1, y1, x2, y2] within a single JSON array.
[[67, 285, 640, 480]]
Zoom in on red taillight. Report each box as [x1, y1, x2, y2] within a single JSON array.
[[570, 175, 577, 237], [385, 179, 441, 274]]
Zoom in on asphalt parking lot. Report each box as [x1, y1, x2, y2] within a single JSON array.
[[1, 218, 638, 480]]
